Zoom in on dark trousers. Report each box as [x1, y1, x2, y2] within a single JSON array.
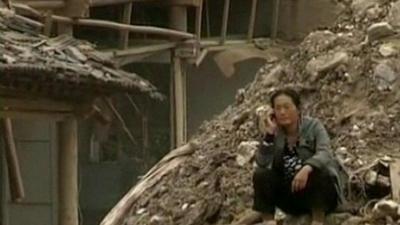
[[252, 167, 338, 216]]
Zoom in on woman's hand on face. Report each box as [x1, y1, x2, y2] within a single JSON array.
[[292, 165, 313, 193], [264, 110, 277, 135]]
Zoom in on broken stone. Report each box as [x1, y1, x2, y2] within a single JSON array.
[[364, 170, 378, 185], [150, 215, 165, 225], [306, 52, 349, 78], [136, 208, 146, 215], [341, 216, 364, 225], [351, 0, 379, 16], [337, 146, 349, 156], [388, 0, 400, 28], [366, 5, 382, 20], [364, 170, 391, 187], [181, 203, 189, 210], [302, 31, 338, 54], [367, 22, 395, 42], [373, 200, 399, 219], [374, 62, 397, 89], [232, 109, 251, 128], [379, 43, 398, 57], [381, 155, 393, 163], [236, 141, 259, 166], [235, 88, 246, 104], [282, 213, 351, 225]]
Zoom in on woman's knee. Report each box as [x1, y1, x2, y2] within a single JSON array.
[[308, 168, 334, 189], [253, 167, 279, 189]]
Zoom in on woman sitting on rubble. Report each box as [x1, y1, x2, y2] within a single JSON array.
[[253, 88, 344, 225]]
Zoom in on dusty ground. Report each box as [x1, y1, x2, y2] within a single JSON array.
[[118, 0, 400, 224]]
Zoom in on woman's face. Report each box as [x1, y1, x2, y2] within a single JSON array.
[[273, 94, 299, 127]]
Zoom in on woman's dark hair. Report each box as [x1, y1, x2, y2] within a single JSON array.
[[270, 88, 301, 109]]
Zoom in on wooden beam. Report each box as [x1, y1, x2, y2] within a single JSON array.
[[195, 0, 203, 40], [58, 118, 78, 225], [103, 43, 175, 65], [220, 0, 230, 45], [271, 0, 280, 39], [1, 118, 25, 203], [14, 0, 65, 9], [0, 97, 73, 112], [119, 3, 133, 49], [105, 98, 138, 146], [90, 0, 202, 7], [52, 15, 194, 39], [247, 0, 258, 42], [114, 51, 171, 65], [390, 159, 400, 202], [201, 39, 250, 48], [11, 5, 194, 40], [108, 43, 176, 57], [125, 94, 141, 115], [0, 110, 71, 121]]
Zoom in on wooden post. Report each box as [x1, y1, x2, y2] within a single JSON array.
[[169, 6, 188, 147], [220, 0, 230, 45], [169, 6, 187, 32], [195, 0, 203, 40], [271, 0, 280, 39], [205, 0, 210, 37], [172, 56, 187, 147], [58, 118, 78, 225], [43, 10, 54, 37], [119, 3, 133, 49], [1, 118, 25, 202], [169, 69, 176, 149], [247, 0, 258, 42], [57, 23, 73, 36]]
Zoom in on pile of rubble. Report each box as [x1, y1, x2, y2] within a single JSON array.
[[0, 9, 161, 99], [103, 0, 400, 224]]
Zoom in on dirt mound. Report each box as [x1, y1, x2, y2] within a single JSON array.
[[103, 0, 400, 224]]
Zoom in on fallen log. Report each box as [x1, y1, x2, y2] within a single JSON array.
[[100, 141, 198, 225]]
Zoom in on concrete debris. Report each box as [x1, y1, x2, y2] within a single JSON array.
[[306, 52, 349, 78], [150, 215, 166, 224], [374, 62, 397, 90], [372, 200, 399, 219], [379, 43, 398, 57], [235, 88, 246, 105], [351, 0, 380, 16], [282, 213, 352, 225], [367, 22, 395, 42], [112, 0, 400, 225], [388, 0, 400, 28], [236, 141, 259, 166]]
